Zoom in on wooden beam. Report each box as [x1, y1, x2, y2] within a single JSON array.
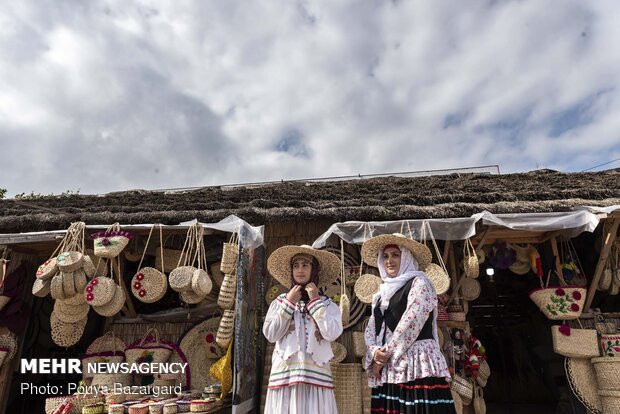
[[549, 237, 565, 282], [442, 240, 452, 266], [585, 219, 620, 312]]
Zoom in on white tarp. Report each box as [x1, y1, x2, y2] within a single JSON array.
[[313, 207, 611, 247], [0, 214, 265, 249]]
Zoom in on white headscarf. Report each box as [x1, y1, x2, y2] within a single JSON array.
[[373, 245, 427, 311]]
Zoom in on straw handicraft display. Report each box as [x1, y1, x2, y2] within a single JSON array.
[[132, 224, 168, 304], [565, 358, 602, 414], [180, 317, 224, 392], [220, 232, 239, 274], [463, 238, 479, 279], [169, 224, 200, 293]]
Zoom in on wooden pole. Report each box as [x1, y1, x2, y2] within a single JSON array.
[[585, 219, 620, 312]]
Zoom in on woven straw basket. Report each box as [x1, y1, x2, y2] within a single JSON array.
[[220, 233, 239, 274], [56, 251, 84, 272], [92, 224, 133, 258], [36, 258, 58, 280], [45, 395, 106, 414], [599, 389, 620, 413], [451, 374, 473, 405], [461, 278, 481, 301], [425, 263, 450, 295], [463, 239, 479, 279], [354, 274, 381, 304], [216, 309, 235, 348], [332, 363, 363, 414], [591, 357, 620, 390], [84, 276, 116, 307], [32, 278, 51, 298], [93, 284, 125, 317], [125, 328, 173, 366], [332, 342, 347, 363], [169, 266, 195, 293], [353, 319, 369, 358], [529, 272, 586, 320], [132, 267, 168, 303], [601, 334, 620, 357], [551, 325, 599, 358], [218, 273, 237, 310], [192, 269, 213, 296]]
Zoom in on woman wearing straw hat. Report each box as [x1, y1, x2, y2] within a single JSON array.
[[263, 245, 343, 414], [362, 234, 455, 414]]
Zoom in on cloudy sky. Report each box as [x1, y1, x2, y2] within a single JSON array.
[[1, 1, 619, 197]]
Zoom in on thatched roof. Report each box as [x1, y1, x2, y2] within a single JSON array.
[[1, 169, 619, 233]]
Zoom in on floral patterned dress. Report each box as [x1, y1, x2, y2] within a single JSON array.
[[364, 274, 455, 414]]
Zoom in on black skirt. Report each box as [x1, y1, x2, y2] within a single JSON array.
[[371, 377, 456, 414]]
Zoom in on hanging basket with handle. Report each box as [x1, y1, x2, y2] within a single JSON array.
[[528, 271, 586, 320]]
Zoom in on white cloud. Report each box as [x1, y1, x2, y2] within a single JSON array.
[[1, 0, 619, 196]]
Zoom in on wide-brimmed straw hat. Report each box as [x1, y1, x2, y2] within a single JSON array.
[[361, 233, 432, 269], [267, 245, 341, 288]]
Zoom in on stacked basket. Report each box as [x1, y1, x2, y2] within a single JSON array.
[[216, 232, 239, 349], [591, 356, 620, 412]]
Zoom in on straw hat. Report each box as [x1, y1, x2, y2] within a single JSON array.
[[565, 358, 602, 413], [361, 233, 432, 269], [267, 245, 341, 289]]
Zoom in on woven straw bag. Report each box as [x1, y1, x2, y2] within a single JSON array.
[[594, 313, 617, 335], [220, 232, 239, 274], [551, 322, 599, 358], [463, 239, 479, 279], [209, 340, 234, 399], [591, 357, 620, 390], [421, 221, 451, 295], [92, 223, 133, 258], [132, 225, 168, 303], [216, 309, 235, 348], [93, 284, 126, 317], [32, 278, 51, 298], [332, 363, 363, 414], [125, 328, 173, 366], [478, 359, 490, 383], [473, 384, 486, 414], [191, 230, 213, 297], [461, 278, 481, 301], [84, 274, 115, 307], [36, 258, 58, 281], [218, 273, 237, 310], [332, 342, 347, 363], [169, 224, 201, 293], [353, 318, 369, 358], [56, 251, 84, 273], [354, 274, 382, 304], [601, 334, 620, 357], [599, 390, 620, 413], [82, 332, 126, 379], [528, 271, 586, 320], [451, 374, 473, 405]]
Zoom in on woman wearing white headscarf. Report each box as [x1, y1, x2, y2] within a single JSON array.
[[362, 234, 454, 414]]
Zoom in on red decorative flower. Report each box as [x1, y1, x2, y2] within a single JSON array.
[[86, 293, 94, 302], [86, 286, 93, 293], [572, 291, 582, 300], [555, 288, 565, 296], [205, 333, 214, 343], [571, 303, 580, 312], [559, 323, 571, 336], [136, 273, 144, 281], [91, 279, 99, 286], [139, 289, 146, 297], [101, 238, 111, 246], [133, 282, 142, 290]]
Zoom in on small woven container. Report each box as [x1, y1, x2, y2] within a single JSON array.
[[84, 277, 115, 307], [424, 263, 450, 295], [463, 239, 479, 279], [50, 274, 66, 300], [163, 404, 178, 414], [61, 271, 77, 297], [529, 272, 586, 320], [92, 228, 133, 258], [180, 290, 207, 305], [169, 266, 195, 293], [108, 405, 125, 414], [176, 401, 190, 413], [591, 357, 620, 390], [82, 255, 96, 278], [191, 269, 213, 296], [82, 402, 105, 414], [601, 334, 620, 357], [149, 402, 164, 414], [73, 269, 88, 294], [128, 404, 149, 414], [36, 258, 58, 280], [353, 319, 369, 358], [354, 274, 382, 304], [599, 390, 620, 413], [448, 303, 466, 322], [451, 374, 473, 405], [93, 284, 125, 317], [132, 267, 168, 303], [32, 278, 51, 298], [217, 273, 237, 310], [216, 309, 235, 348], [190, 400, 214, 412], [332, 342, 347, 363], [461, 278, 481, 301], [56, 251, 84, 272], [551, 325, 599, 358], [53, 300, 90, 324], [332, 363, 362, 414], [220, 236, 239, 274]]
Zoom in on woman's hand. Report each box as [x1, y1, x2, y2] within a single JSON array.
[[371, 361, 384, 377], [305, 282, 319, 300], [374, 348, 390, 365], [286, 285, 303, 304]]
